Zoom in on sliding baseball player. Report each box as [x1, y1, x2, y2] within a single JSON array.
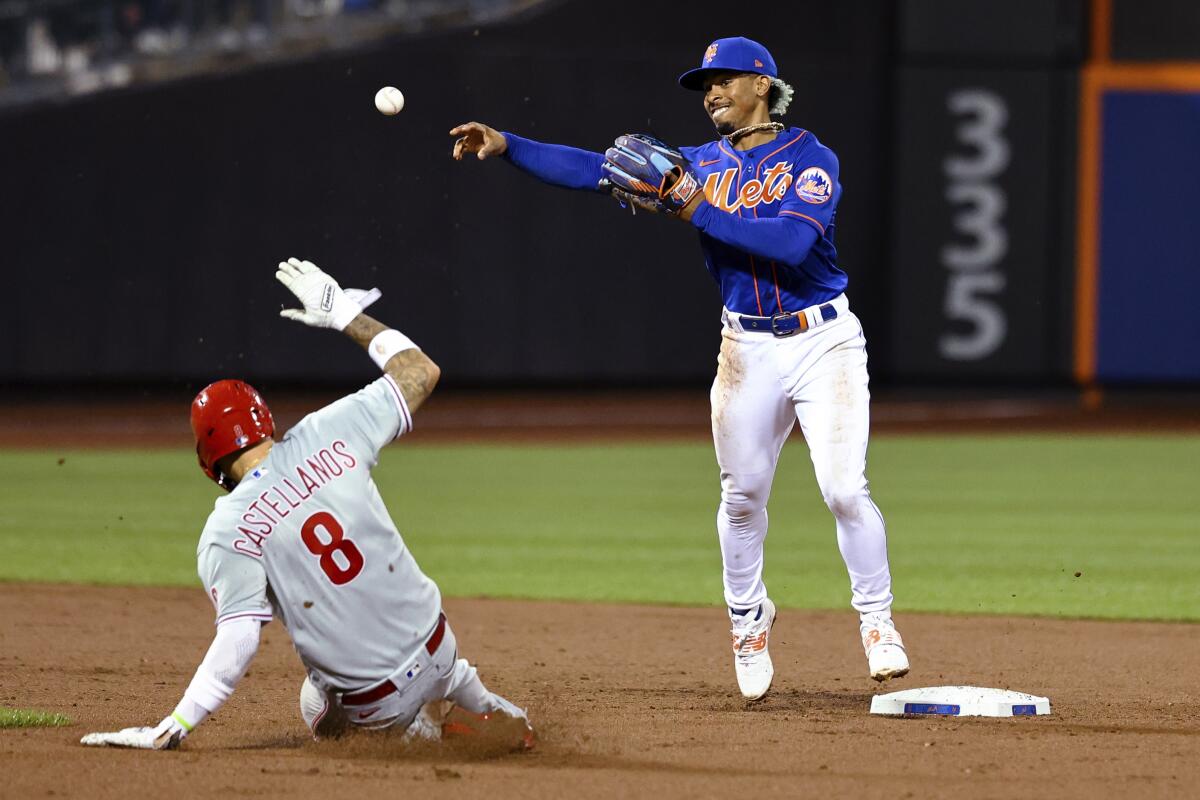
[[81, 259, 531, 749]]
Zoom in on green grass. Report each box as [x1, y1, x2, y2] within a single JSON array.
[[1, 435, 1197, 620], [0, 708, 72, 728]]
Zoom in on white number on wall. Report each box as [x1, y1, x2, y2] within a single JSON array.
[[939, 88, 1009, 361]]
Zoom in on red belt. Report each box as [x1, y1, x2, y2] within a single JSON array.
[[341, 612, 447, 706]]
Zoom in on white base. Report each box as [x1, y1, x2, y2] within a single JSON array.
[[870, 685, 1051, 718]]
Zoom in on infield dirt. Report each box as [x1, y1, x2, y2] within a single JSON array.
[[2, 584, 1197, 799]]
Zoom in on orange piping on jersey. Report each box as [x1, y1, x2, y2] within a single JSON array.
[[748, 175, 784, 312], [748, 255, 765, 315], [757, 131, 807, 166], [1091, 0, 1111, 63], [717, 139, 744, 166], [780, 209, 825, 234], [752, 170, 777, 309], [717, 138, 764, 314], [753, 131, 806, 312]]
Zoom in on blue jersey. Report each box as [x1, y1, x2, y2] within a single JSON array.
[[502, 127, 846, 316]]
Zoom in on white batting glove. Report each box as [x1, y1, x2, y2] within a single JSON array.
[[344, 287, 382, 310], [276, 258, 370, 331], [80, 714, 186, 750]]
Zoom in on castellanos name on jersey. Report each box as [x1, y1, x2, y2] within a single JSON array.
[[195, 376, 441, 691]]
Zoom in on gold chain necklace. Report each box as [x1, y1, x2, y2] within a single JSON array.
[[727, 121, 784, 142]]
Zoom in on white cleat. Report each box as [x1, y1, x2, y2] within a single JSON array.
[[861, 612, 910, 682], [730, 598, 777, 700]]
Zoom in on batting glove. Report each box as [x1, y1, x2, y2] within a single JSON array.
[[80, 714, 187, 750], [276, 258, 368, 331]]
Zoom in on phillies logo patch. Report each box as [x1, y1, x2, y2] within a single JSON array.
[[704, 43, 718, 63], [795, 167, 832, 204]]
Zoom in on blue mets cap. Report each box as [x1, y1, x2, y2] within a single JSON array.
[[678, 36, 778, 90]]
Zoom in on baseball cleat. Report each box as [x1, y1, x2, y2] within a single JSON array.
[[861, 612, 909, 682], [442, 706, 535, 752], [402, 700, 453, 743], [730, 598, 776, 700]]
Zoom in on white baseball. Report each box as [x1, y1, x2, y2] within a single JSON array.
[[374, 86, 404, 115]]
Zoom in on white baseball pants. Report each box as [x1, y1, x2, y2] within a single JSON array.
[[711, 295, 894, 615], [299, 620, 526, 739]]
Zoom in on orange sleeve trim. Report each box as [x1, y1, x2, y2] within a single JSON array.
[[780, 209, 825, 233]]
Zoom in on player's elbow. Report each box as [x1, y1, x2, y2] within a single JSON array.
[[411, 355, 440, 412], [425, 356, 442, 394], [774, 244, 811, 268], [779, 246, 810, 268], [388, 349, 441, 413], [777, 223, 819, 267]]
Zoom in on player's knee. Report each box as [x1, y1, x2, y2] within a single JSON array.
[[299, 676, 347, 740], [822, 484, 868, 521], [299, 677, 325, 735], [720, 478, 770, 518]]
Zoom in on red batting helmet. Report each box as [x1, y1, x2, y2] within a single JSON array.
[[190, 380, 275, 490]]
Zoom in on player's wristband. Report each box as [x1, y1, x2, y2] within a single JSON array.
[[368, 329, 418, 370], [170, 698, 209, 733]]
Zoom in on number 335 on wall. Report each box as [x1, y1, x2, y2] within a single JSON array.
[[941, 88, 1009, 361]]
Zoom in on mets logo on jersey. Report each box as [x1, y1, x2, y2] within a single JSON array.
[[795, 167, 832, 204], [703, 161, 796, 213], [704, 43, 719, 63]]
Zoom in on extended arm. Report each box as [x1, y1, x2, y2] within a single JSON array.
[[450, 121, 604, 191], [275, 258, 441, 413], [80, 618, 261, 749]]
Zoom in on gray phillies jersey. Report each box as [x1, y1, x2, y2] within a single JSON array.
[[195, 376, 440, 693]]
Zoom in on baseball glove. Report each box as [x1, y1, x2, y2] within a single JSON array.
[[599, 134, 701, 215]]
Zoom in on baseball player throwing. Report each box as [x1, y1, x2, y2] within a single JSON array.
[[450, 36, 908, 699], [81, 258, 532, 750]]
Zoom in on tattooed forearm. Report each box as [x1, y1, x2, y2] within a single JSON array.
[[388, 349, 440, 413], [341, 313, 441, 412], [343, 313, 387, 348]]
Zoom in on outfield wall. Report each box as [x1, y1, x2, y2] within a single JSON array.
[[1073, 0, 1200, 385], [3, 0, 1197, 387], [0, 1, 892, 386]]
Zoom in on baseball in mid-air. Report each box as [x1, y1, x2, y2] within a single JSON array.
[[374, 86, 405, 115]]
